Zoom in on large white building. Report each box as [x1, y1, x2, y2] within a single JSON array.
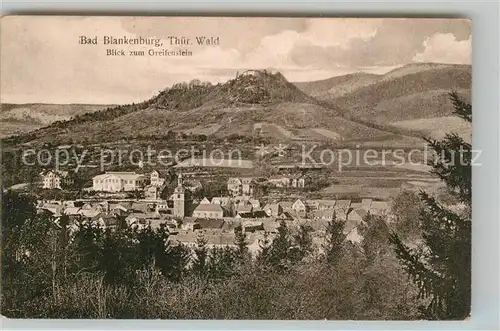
[[92, 172, 147, 192]]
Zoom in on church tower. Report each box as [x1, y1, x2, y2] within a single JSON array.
[[173, 173, 185, 217]]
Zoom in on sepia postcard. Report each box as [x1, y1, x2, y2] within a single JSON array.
[[1, 16, 472, 320]]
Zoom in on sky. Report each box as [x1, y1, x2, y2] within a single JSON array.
[[1, 17, 471, 104]]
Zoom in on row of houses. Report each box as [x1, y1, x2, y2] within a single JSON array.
[[226, 174, 307, 197]]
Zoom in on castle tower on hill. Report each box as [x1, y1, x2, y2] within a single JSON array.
[[173, 173, 185, 218]]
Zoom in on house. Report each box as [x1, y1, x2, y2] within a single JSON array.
[[211, 197, 231, 205], [268, 175, 290, 188], [199, 197, 211, 204], [291, 199, 306, 215], [278, 201, 293, 212], [345, 225, 363, 243], [195, 218, 225, 229], [92, 172, 147, 192], [305, 200, 320, 211], [361, 198, 373, 211], [39, 203, 64, 217], [317, 200, 336, 210], [227, 178, 242, 196], [41, 170, 74, 189], [276, 211, 296, 221], [370, 201, 389, 215], [242, 220, 265, 232], [150, 170, 166, 187], [236, 210, 270, 219], [347, 208, 368, 223], [227, 177, 255, 196], [289, 173, 306, 188], [144, 185, 160, 200], [334, 200, 351, 220], [192, 203, 224, 219], [240, 177, 255, 196], [249, 199, 261, 209], [212, 197, 236, 216], [236, 204, 253, 215], [263, 203, 283, 217], [93, 214, 119, 228], [312, 209, 335, 221], [182, 221, 202, 231]]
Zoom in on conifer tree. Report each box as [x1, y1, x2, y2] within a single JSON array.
[[268, 220, 293, 270], [291, 224, 313, 262], [256, 231, 271, 264], [390, 91, 471, 319], [322, 212, 346, 263], [191, 232, 209, 278], [233, 224, 249, 261]]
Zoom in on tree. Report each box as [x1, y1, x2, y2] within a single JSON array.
[[208, 246, 237, 280], [322, 213, 345, 264], [256, 231, 272, 264], [233, 224, 249, 262], [291, 224, 313, 262], [391, 190, 424, 240], [359, 214, 391, 264], [268, 220, 293, 271], [390, 92, 472, 319], [191, 232, 209, 278], [161, 243, 191, 282]]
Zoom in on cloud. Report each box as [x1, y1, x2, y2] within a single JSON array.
[[1, 17, 471, 104], [413, 33, 472, 64]]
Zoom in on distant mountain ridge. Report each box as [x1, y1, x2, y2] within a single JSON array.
[[4, 69, 413, 146], [3, 64, 470, 147], [294, 63, 471, 122], [0, 103, 113, 138]]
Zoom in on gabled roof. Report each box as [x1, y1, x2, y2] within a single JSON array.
[[313, 209, 335, 219], [238, 210, 269, 219], [131, 202, 149, 213], [278, 201, 293, 209], [316, 200, 336, 208], [237, 205, 253, 213], [194, 203, 224, 213], [292, 199, 306, 206], [240, 177, 255, 184], [344, 218, 362, 234], [126, 212, 148, 221], [249, 199, 260, 207], [268, 175, 289, 180], [277, 211, 296, 220], [361, 198, 373, 206], [227, 177, 242, 184], [199, 197, 211, 204], [370, 201, 389, 212], [63, 207, 81, 216], [263, 203, 282, 214], [334, 200, 351, 209], [212, 197, 233, 206], [350, 202, 362, 209], [348, 208, 368, 220], [150, 169, 170, 177], [80, 209, 100, 218], [195, 218, 225, 229]]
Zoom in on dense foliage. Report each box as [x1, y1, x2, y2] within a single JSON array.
[[2, 190, 421, 319], [390, 91, 472, 319]]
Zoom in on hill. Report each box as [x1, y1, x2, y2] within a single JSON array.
[[4, 69, 414, 147], [0, 103, 114, 137], [294, 63, 472, 139], [294, 72, 381, 99]]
